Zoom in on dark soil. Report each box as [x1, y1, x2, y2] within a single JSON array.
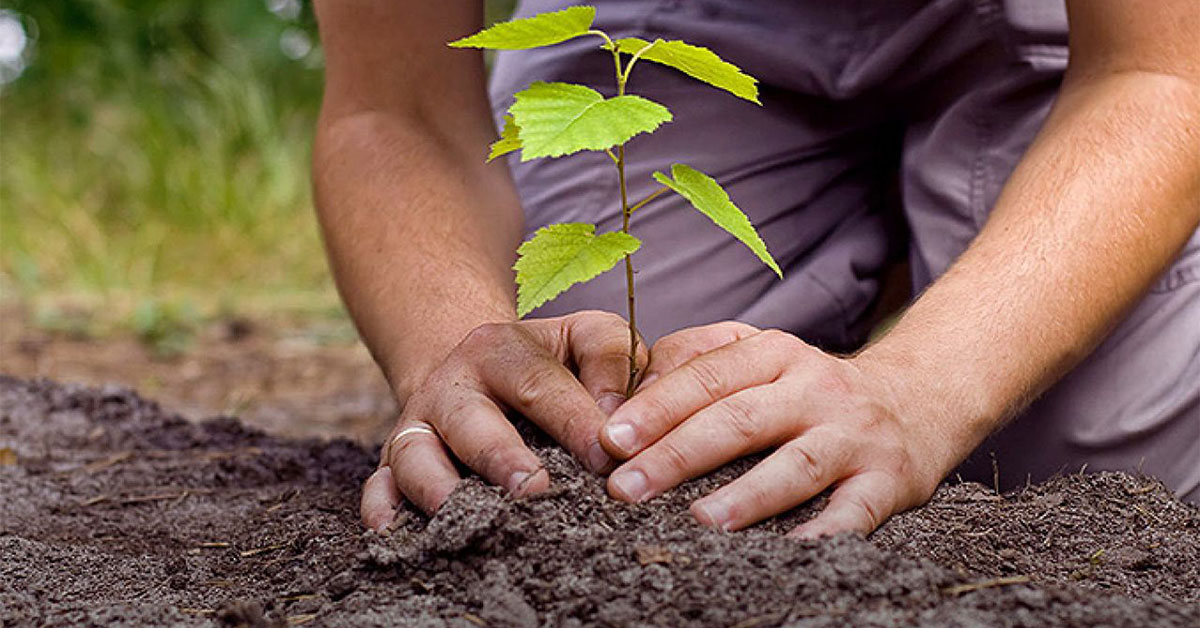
[[0, 305, 396, 444], [2, 376, 1197, 627]]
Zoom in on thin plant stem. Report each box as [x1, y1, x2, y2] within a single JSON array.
[[618, 143, 638, 398], [628, 186, 669, 214], [605, 34, 642, 398]]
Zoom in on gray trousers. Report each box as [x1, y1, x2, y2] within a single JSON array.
[[489, 0, 1200, 502]]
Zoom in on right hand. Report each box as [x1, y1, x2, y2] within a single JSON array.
[[361, 310, 648, 531]]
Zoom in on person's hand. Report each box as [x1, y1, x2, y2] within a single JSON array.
[[599, 321, 958, 538], [361, 310, 647, 531]]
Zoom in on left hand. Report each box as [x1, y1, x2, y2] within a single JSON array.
[[599, 321, 957, 538]]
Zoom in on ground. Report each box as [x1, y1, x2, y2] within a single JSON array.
[[0, 306, 396, 444], [2, 320, 1198, 626]]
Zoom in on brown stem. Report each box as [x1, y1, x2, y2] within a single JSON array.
[[617, 143, 639, 398], [604, 35, 642, 399], [627, 186, 669, 214]]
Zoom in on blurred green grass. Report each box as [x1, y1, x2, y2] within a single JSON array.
[[0, 0, 514, 337]]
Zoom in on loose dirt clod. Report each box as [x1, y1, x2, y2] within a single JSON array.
[[2, 376, 1198, 626]]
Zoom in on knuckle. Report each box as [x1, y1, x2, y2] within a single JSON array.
[[637, 393, 678, 430], [737, 479, 775, 516], [758, 328, 796, 347], [513, 366, 558, 409], [462, 322, 510, 349], [811, 361, 855, 397], [650, 334, 685, 360], [715, 320, 759, 336], [779, 440, 825, 487], [857, 400, 890, 431], [718, 396, 760, 448], [848, 493, 883, 532], [655, 440, 693, 476], [555, 410, 590, 448], [572, 309, 627, 335], [431, 395, 473, 434], [467, 439, 510, 479], [683, 358, 727, 401]]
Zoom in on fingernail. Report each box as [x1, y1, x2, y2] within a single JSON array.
[[586, 441, 613, 473], [693, 499, 732, 531], [597, 393, 624, 416], [788, 525, 822, 541], [507, 470, 532, 496], [374, 511, 396, 534], [610, 469, 650, 502], [605, 422, 638, 455]]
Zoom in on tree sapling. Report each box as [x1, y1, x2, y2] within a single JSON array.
[[451, 6, 782, 397]]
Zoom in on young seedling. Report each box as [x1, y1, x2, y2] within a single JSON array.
[[451, 6, 782, 397]]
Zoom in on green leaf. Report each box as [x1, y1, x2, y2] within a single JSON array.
[[653, 164, 781, 277], [488, 115, 522, 162], [613, 37, 760, 104], [449, 6, 596, 50], [508, 82, 672, 160], [514, 223, 641, 317]]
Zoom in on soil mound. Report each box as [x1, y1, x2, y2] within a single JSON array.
[[2, 376, 1197, 626]]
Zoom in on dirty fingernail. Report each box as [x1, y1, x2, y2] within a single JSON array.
[[586, 441, 613, 473], [374, 511, 396, 534], [693, 499, 732, 531], [597, 393, 624, 416], [788, 525, 823, 541], [605, 422, 638, 455], [507, 471, 532, 496], [610, 469, 650, 502]]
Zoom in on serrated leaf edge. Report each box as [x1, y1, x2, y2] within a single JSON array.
[[653, 165, 782, 278]]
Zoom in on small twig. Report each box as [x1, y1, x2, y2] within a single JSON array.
[[263, 554, 302, 569], [120, 489, 212, 505], [1134, 504, 1162, 524], [942, 575, 1031, 596], [732, 612, 787, 628], [178, 608, 215, 616], [990, 452, 1000, 496], [461, 612, 487, 626], [288, 614, 318, 625], [197, 542, 231, 549], [240, 543, 289, 558], [82, 451, 132, 474]]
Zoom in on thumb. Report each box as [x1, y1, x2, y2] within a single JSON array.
[[562, 311, 649, 414]]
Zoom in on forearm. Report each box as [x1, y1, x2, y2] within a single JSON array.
[[857, 72, 1200, 467], [313, 111, 524, 400]]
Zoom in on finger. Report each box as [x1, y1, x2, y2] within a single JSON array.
[[564, 311, 649, 416], [607, 383, 794, 503], [689, 429, 851, 531], [638, 321, 760, 392], [602, 329, 795, 458], [386, 421, 464, 515], [475, 324, 615, 474], [424, 393, 550, 498], [788, 472, 898, 539], [361, 466, 402, 532]]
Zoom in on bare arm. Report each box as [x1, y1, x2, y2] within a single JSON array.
[[314, 2, 646, 530], [856, 0, 1200, 467], [597, 0, 1200, 536], [313, 0, 522, 401]]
